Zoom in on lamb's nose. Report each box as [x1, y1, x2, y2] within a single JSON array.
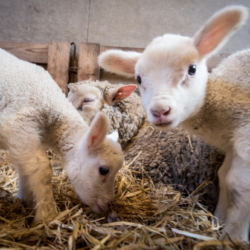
[[151, 108, 171, 118]]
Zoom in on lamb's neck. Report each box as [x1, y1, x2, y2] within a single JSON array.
[[181, 82, 232, 152], [46, 110, 88, 155], [181, 107, 207, 136]]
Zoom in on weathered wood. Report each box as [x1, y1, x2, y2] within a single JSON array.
[[0, 41, 49, 63], [47, 42, 71, 94], [77, 44, 143, 81], [78, 42, 101, 81], [100, 45, 144, 53]]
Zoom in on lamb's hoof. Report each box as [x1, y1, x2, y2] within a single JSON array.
[[213, 210, 226, 225], [107, 211, 123, 223], [32, 211, 58, 227], [212, 215, 224, 229]]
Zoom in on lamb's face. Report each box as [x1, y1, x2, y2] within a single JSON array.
[[135, 35, 208, 131], [67, 138, 123, 213], [68, 85, 103, 125], [64, 112, 123, 213]]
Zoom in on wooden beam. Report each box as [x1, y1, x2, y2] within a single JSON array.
[[100, 45, 144, 53], [47, 42, 71, 94], [0, 41, 49, 63], [78, 42, 101, 81]]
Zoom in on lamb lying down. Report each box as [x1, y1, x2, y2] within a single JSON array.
[[0, 49, 124, 224], [68, 81, 143, 148], [68, 80, 223, 210]]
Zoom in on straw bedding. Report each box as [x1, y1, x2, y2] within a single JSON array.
[[0, 149, 249, 250]]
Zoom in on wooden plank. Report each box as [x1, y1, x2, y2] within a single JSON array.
[[0, 41, 49, 63], [78, 42, 101, 81], [100, 45, 144, 53], [47, 42, 71, 94]]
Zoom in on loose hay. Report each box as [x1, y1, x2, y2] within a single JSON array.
[[0, 151, 249, 250]]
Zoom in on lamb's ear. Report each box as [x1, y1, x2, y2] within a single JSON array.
[[105, 84, 137, 105], [98, 50, 141, 78], [106, 131, 119, 142], [193, 6, 248, 58], [86, 112, 109, 150]]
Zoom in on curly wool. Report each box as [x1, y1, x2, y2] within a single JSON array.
[[125, 122, 223, 210]]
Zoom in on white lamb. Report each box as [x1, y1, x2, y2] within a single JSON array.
[[98, 6, 250, 242], [0, 48, 124, 224]]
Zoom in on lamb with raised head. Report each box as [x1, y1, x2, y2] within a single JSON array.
[[0, 49, 124, 224], [98, 6, 250, 242], [68, 80, 223, 210]]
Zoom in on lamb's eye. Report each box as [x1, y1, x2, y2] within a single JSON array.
[[188, 65, 196, 75], [77, 106, 83, 111], [99, 166, 109, 176], [136, 76, 142, 84], [84, 98, 94, 102]]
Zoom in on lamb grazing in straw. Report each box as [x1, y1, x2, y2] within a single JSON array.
[[98, 5, 250, 242], [0, 49, 124, 224], [68, 80, 223, 210]]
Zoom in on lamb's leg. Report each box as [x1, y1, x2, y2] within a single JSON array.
[[31, 149, 57, 224], [13, 148, 57, 224], [16, 169, 34, 207], [214, 152, 233, 223], [221, 153, 250, 242]]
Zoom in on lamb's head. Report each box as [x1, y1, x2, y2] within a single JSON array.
[[65, 112, 123, 213], [68, 81, 137, 125], [98, 6, 248, 131], [68, 83, 104, 125]]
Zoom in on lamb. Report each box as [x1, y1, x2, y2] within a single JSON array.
[[68, 80, 223, 210], [0, 48, 124, 224], [68, 80, 143, 148], [98, 5, 250, 242]]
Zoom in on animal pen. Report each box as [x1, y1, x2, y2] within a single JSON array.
[[0, 41, 248, 250]]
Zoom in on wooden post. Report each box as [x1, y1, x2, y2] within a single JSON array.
[[47, 42, 71, 94], [77, 42, 101, 81]]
